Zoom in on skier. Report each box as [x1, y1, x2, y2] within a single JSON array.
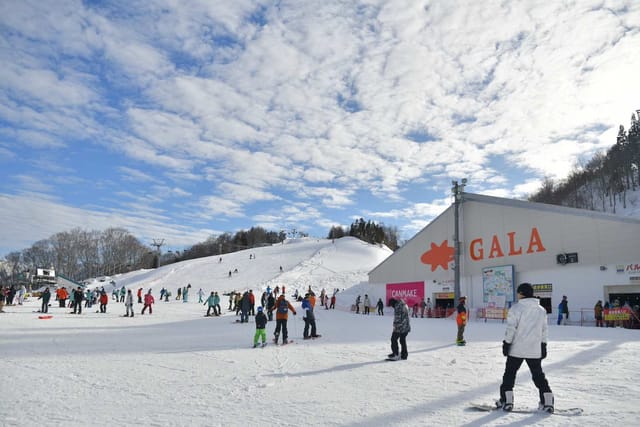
[[137, 288, 143, 304], [253, 306, 267, 348], [302, 293, 320, 339], [125, 289, 134, 317], [456, 296, 467, 345], [198, 288, 204, 304], [119, 286, 126, 303], [363, 294, 371, 315], [376, 298, 384, 315], [270, 294, 296, 344], [387, 298, 410, 360], [141, 289, 155, 315], [355, 295, 361, 314], [497, 282, 554, 413]]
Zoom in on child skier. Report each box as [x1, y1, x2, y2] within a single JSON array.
[[253, 306, 268, 347]]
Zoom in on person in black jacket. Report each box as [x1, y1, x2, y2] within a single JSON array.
[[72, 287, 84, 314], [39, 287, 51, 313], [253, 306, 268, 347]]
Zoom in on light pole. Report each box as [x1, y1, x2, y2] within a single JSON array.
[[451, 178, 467, 302]]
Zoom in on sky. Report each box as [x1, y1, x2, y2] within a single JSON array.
[[1, 237, 638, 426], [1, 0, 640, 257]]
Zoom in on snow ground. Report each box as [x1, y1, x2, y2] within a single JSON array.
[[1, 237, 638, 426]]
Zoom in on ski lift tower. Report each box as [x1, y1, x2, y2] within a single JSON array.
[[151, 239, 165, 255]]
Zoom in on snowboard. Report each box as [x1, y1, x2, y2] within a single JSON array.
[[253, 343, 268, 348], [469, 403, 583, 416], [38, 314, 53, 320], [273, 340, 294, 345]]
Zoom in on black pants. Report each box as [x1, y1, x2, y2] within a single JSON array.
[[74, 303, 82, 314], [391, 331, 408, 359], [100, 303, 107, 313], [41, 300, 49, 313], [500, 356, 552, 402], [274, 319, 288, 342], [206, 306, 215, 316], [303, 317, 317, 338]]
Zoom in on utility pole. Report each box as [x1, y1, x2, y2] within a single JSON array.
[[451, 179, 467, 302]]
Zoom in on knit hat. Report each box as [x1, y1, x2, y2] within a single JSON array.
[[517, 282, 534, 298], [257, 306, 263, 312]]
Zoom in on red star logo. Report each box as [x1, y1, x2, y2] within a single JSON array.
[[420, 240, 454, 272]]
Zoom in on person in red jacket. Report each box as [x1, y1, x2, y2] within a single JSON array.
[[141, 289, 155, 315], [269, 294, 296, 344], [137, 287, 143, 304], [99, 291, 109, 313]]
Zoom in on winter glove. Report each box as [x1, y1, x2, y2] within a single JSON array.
[[541, 342, 547, 359], [502, 341, 511, 357]]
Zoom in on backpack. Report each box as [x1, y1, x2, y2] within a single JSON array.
[[277, 298, 288, 314]]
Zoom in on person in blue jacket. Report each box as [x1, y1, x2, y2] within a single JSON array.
[[302, 293, 320, 339]]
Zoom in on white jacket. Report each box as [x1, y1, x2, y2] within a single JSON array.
[[504, 297, 548, 358]]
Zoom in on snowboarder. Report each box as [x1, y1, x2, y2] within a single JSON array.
[[497, 282, 554, 413], [363, 294, 371, 315], [355, 295, 361, 314], [253, 306, 267, 347], [387, 298, 410, 360], [137, 288, 143, 304], [270, 294, 296, 344], [198, 288, 204, 304], [456, 296, 467, 345], [376, 298, 384, 315], [125, 289, 134, 317]]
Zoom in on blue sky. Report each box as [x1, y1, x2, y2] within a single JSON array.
[[1, 0, 639, 256]]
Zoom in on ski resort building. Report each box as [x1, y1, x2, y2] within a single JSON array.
[[368, 193, 640, 322]]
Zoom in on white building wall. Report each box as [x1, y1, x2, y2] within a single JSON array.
[[369, 193, 640, 315]]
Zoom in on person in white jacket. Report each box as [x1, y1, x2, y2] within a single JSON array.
[[124, 289, 134, 317], [497, 282, 554, 413]]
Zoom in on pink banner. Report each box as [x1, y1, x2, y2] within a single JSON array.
[[386, 281, 424, 309]]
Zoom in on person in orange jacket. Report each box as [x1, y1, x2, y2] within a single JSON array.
[[456, 296, 467, 345], [56, 287, 68, 308], [269, 294, 296, 344]]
